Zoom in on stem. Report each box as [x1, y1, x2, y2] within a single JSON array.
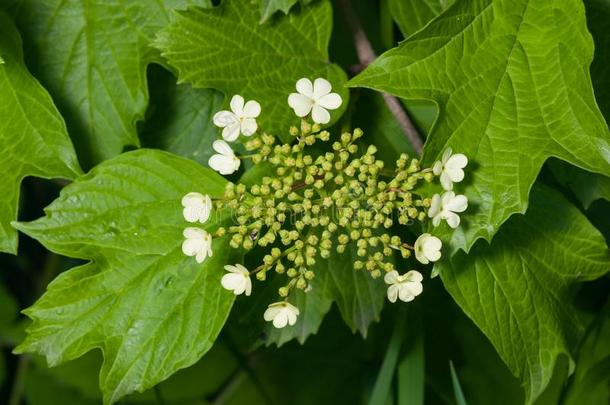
[[337, 0, 424, 155]]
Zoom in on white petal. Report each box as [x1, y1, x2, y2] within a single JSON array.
[[264, 305, 282, 321], [288, 93, 313, 117], [183, 206, 200, 223], [405, 281, 423, 297], [244, 277, 252, 296], [441, 191, 456, 206], [440, 172, 453, 191], [446, 153, 468, 170], [286, 309, 298, 326], [205, 238, 213, 257], [242, 100, 261, 118], [183, 227, 205, 239], [423, 237, 442, 262], [432, 161, 443, 176], [230, 95, 244, 115], [432, 214, 442, 227], [415, 250, 429, 265], [405, 270, 424, 283], [273, 312, 289, 328], [212, 140, 235, 157], [240, 117, 258, 136], [384, 270, 399, 284], [195, 249, 208, 263], [311, 104, 330, 124], [213, 111, 237, 128], [428, 194, 442, 218], [445, 194, 468, 213], [182, 238, 202, 257], [209, 155, 236, 175], [387, 285, 398, 303], [317, 93, 342, 110], [295, 78, 314, 97], [446, 167, 465, 183], [445, 212, 461, 228], [398, 286, 415, 302], [441, 148, 453, 164], [222, 122, 241, 142], [225, 264, 246, 274], [221, 273, 242, 293], [312, 78, 332, 99]]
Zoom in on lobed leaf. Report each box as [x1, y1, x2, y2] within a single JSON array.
[[14, 150, 237, 404], [438, 185, 610, 403], [6, 0, 211, 167], [0, 12, 81, 254], [350, 0, 610, 253], [155, 0, 349, 141]]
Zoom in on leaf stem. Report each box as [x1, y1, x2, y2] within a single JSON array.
[[337, 0, 424, 154]]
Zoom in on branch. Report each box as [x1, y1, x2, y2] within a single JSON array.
[[337, 0, 424, 155]]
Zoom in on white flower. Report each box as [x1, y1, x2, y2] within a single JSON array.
[[432, 148, 468, 191], [384, 270, 423, 303], [414, 233, 442, 264], [263, 301, 300, 328], [208, 140, 240, 175], [181, 192, 212, 223], [182, 227, 213, 263], [213, 95, 261, 141], [428, 191, 468, 228], [287, 78, 342, 124], [221, 264, 252, 296]]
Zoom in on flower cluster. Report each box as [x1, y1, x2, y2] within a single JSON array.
[[180, 77, 469, 329]]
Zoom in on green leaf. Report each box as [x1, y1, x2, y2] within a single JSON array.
[[549, 160, 610, 208], [449, 361, 468, 405], [140, 65, 224, 166], [7, 0, 211, 168], [438, 185, 610, 403], [258, 0, 314, 23], [13, 149, 237, 404], [155, 0, 349, 142], [0, 12, 81, 254], [350, 0, 610, 253], [563, 312, 610, 405], [369, 308, 406, 405], [548, 0, 610, 209], [397, 308, 424, 405], [321, 244, 386, 336], [388, 0, 452, 38]]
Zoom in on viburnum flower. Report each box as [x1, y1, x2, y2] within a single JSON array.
[[182, 227, 213, 263], [288, 78, 342, 124], [428, 191, 468, 228], [213, 95, 261, 141], [414, 233, 442, 264], [432, 148, 468, 191], [221, 264, 252, 296], [264, 301, 300, 328], [208, 140, 240, 175], [181, 192, 212, 223], [384, 270, 423, 303]]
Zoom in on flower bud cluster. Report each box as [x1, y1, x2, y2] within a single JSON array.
[[180, 77, 469, 329]]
